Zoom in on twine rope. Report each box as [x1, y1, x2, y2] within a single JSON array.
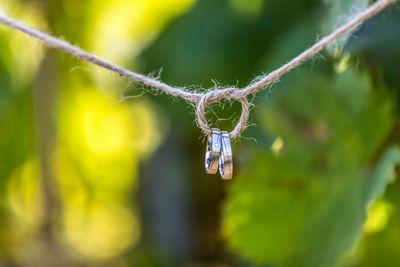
[[0, 0, 395, 139]]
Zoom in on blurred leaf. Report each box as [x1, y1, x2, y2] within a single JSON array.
[[343, 175, 400, 267], [364, 147, 400, 202], [223, 68, 397, 267], [345, 2, 400, 93]]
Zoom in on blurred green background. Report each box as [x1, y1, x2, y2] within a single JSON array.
[[0, 0, 399, 266]]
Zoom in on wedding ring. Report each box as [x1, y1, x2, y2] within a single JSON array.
[[219, 131, 233, 180], [205, 128, 222, 174]]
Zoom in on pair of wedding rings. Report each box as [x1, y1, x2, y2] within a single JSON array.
[[205, 128, 233, 180]]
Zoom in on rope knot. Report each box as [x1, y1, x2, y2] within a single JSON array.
[[196, 89, 250, 140]]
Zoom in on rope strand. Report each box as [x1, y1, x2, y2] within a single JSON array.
[[0, 0, 395, 138]]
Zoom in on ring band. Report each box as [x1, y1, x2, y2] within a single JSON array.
[[205, 128, 222, 174], [219, 131, 233, 180]]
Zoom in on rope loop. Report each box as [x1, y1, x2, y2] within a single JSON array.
[[196, 89, 250, 140]]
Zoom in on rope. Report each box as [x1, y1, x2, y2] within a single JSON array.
[[0, 0, 395, 139]]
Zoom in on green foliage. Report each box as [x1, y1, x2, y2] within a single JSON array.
[[0, 0, 399, 266], [350, 176, 400, 267], [223, 68, 398, 267], [346, 2, 400, 92]]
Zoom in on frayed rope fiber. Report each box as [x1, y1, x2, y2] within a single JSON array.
[[0, 0, 395, 139]]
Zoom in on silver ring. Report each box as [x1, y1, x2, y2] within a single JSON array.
[[219, 131, 233, 180], [205, 128, 222, 174]]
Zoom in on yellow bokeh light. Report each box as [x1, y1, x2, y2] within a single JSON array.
[[0, 0, 46, 89], [271, 136, 284, 155], [82, 108, 131, 154], [63, 88, 161, 156], [364, 200, 392, 234], [334, 53, 351, 74], [64, 199, 140, 259], [129, 102, 163, 155], [86, 0, 196, 88], [59, 87, 162, 191]]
